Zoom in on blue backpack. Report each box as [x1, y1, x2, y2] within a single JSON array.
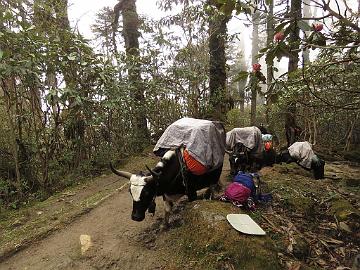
[[233, 171, 259, 198]]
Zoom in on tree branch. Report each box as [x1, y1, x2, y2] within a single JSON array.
[[322, 0, 360, 32]]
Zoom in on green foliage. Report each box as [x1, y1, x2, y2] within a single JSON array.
[[266, 54, 360, 148], [233, 70, 249, 82], [297, 20, 312, 32], [0, 0, 153, 206], [226, 106, 266, 130], [214, 0, 251, 16], [307, 32, 326, 48], [227, 108, 249, 129]]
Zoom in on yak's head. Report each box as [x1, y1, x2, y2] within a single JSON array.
[[311, 156, 325, 180], [227, 143, 250, 175], [275, 149, 294, 164], [110, 150, 177, 221]]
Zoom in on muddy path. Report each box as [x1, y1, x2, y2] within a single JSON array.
[[1, 190, 174, 270], [0, 156, 232, 270], [1, 182, 168, 270]]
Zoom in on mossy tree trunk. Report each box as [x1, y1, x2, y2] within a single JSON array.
[[237, 39, 247, 115], [265, 0, 274, 125], [285, 0, 302, 146], [207, 0, 230, 121], [114, 0, 149, 151], [302, 0, 317, 144], [250, 10, 260, 126], [1, 79, 22, 196]]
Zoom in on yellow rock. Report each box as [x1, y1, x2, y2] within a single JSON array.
[[79, 234, 92, 255]]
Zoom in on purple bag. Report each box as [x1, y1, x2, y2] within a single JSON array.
[[224, 182, 251, 203]]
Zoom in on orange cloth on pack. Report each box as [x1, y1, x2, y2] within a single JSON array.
[[183, 149, 208, 175]]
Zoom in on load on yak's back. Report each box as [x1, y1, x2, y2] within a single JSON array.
[[110, 118, 226, 225], [154, 117, 226, 175], [225, 126, 276, 175]]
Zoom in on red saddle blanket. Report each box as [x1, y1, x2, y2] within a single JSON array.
[[183, 149, 208, 175]]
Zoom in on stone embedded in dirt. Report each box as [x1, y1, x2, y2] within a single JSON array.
[[339, 222, 352, 233], [200, 210, 226, 224], [62, 191, 76, 197], [79, 234, 92, 255]]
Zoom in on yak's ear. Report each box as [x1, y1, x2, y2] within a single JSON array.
[[144, 175, 155, 183], [145, 165, 161, 178]]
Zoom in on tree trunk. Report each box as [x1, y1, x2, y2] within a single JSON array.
[[238, 39, 247, 114], [356, 0, 360, 29], [114, 0, 149, 150], [207, 1, 229, 121], [238, 80, 245, 113], [303, 0, 311, 63], [1, 79, 22, 196], [265, 1, 274, 125], [34, 0, 72, 183], [345, 113, 359, 151], [301, 0, 313, 143], [250, 10, 260, 126], [285, 0, 302, 146]]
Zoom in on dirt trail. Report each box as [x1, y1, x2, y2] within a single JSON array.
[[0, 184, 165, 270], [0, 159, 231, 270], [0, 182, 159, 270]]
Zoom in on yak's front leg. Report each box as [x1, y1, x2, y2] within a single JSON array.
[[161, 194, 182, 230], [162, 195, 173, 229]]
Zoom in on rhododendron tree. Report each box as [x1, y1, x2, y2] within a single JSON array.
[[252, 63, 261, 72], [274, 32, 285, 42], [313, 23, 323, 32]]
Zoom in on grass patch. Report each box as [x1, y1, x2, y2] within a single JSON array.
[[164, 201, 281, 270], [329, 198, 360, 221]]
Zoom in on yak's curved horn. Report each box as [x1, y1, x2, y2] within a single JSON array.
[[145, 165, 161, 178], [143, 175, 155, 183], [110, 163, 132, 179]]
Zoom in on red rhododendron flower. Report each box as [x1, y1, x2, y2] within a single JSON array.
[[274, 32, 285, 42], [313, 23, 323, 32], [252, 63, 261, 72]]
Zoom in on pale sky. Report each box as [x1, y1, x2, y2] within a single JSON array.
[[68, 0, 253, 67], [68, 0, 174, 38], [67, 0, 357, 75]]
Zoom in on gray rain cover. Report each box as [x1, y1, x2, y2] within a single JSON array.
[[288, 141, 315, 169], [153, 118, 226, 170], [226, 127, 263, 158]]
